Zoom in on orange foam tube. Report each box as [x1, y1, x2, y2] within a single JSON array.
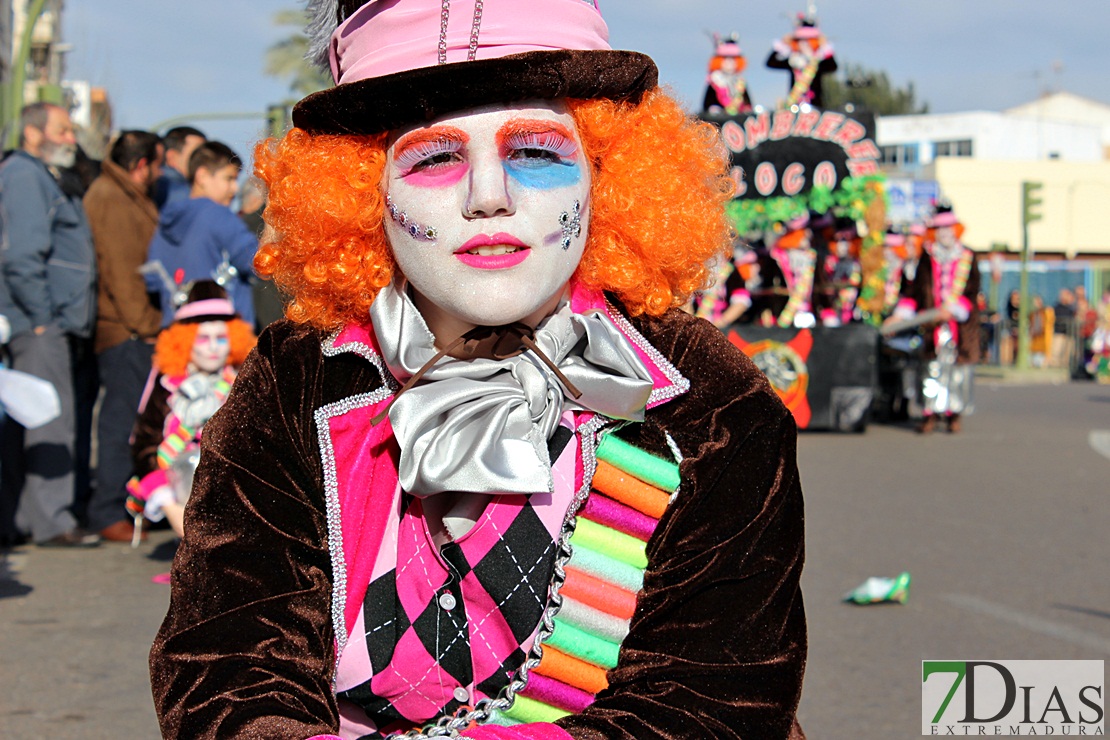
[[561, 567, 637, 621], [535, 645, 610, 695], [590, 461, 669, 519]]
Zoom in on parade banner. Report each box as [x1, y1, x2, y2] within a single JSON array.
[[703, 110, 879, 199], [725, 323, 879, 431]]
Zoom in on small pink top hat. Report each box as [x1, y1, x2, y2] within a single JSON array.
[[929, 205, 961, 228], [293, 0, 658, 135], [793, 12, 822, 39]]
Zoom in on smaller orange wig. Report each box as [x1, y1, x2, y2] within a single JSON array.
[[153, 319, 257, 378], [708, 55, 747, 73], [925, 223, 966, 243], [775, 229, 808, 250], [255, 89, 734, 330]]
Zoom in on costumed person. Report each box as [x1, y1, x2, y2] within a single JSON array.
[[762, 215, 818, 328], [127, 282, 256, 538], [765, 11, 837, 109], [1088, 291, 1110, 384], [887, 205, 980, 434], [690, 242, 756, 329], [1028, 294, 1053, 368], [881, 227, 910, 318], [816, 218, 861, 326], [701, 33, 753, 116], [149, 2, 807, 739]]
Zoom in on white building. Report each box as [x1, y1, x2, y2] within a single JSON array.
[[875, 92, 1110, 257], [1005, 91, 1110, 157], [877, 109, 1103, 173]]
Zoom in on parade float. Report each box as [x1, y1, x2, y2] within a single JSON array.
[[699, 10, 887, 431]]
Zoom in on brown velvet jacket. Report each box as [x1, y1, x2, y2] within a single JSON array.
[[83, 158, 162, 353], [909, 248, 982, 364], [149, 306, 807, 739]]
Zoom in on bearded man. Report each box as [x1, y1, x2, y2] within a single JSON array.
[[0, 102, 99, 546]]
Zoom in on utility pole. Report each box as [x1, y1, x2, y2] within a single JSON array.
[[1016, 181, 1043, 369], [4, 0, 49, 149]]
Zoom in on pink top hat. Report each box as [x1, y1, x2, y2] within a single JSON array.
[[884, 231, 906, 248], [293, 0, 658, 135], [929, 210, 960, 228], [793, 12, 822, 39], [174, 298, 236, 323]]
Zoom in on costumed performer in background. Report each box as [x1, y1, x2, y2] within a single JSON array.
[[689, 241, 757, 329], [702, 33, 753, 116], [887, 205, 980, 433], [150, 1, 807, 739], [816, 218, 861, 326], [761, 215, 818, 329], [128, 282, 256, 538], [765, 11, 838, 109]]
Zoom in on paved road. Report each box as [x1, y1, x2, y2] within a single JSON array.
[[2, 379, 1108, 738]]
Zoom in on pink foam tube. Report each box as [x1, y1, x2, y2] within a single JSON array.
[[519, 672, 597, 714], [580, 493, 657, 542]]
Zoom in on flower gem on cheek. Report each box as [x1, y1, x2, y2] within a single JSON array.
[[559, 200, 582, 251]]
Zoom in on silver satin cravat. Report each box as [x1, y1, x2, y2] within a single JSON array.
[[369, 280, 654, 497]]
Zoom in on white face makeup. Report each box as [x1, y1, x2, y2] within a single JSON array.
[[383, 101, 591, 339], [936, 225, 957, 249], [189, 321, 231, 374]]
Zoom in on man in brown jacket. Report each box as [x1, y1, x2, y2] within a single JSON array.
[[83, 130, 164, 541]]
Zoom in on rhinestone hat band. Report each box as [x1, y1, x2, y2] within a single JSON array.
[[386, 195, 438, 241]]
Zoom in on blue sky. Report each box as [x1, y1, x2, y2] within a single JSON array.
[[65, 0, 1110, 170]]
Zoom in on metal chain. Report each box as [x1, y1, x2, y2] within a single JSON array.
[[438, 0, 484, 65], [438, 0, 451, 64], [467, 0, 484, 61]]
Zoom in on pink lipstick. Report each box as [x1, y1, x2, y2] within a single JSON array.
[[454, 233, 530, 269]]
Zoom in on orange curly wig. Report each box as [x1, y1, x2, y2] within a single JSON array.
[[153, 319, 258, 378], [254, 89, 733, 330]]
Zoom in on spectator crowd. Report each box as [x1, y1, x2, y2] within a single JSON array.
[[0, 102, 274, 548]]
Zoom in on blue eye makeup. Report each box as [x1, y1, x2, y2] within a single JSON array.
[[502, 130, 581, 190]]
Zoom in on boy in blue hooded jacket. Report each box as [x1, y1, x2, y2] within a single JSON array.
[[145, 142, 257, 327]]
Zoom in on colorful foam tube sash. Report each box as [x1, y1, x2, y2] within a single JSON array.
[[515, 431, 680, 723]]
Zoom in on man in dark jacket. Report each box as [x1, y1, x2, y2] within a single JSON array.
[[0, 103, 99, 547], [83, 130, 164, 542]]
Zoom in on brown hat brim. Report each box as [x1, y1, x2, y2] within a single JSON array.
[[292, 49, 658, 136]]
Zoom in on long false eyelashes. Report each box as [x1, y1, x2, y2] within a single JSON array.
[[393, 138, 465, 173], [498, 121, 579, 159], [503, 130, 578, 159]]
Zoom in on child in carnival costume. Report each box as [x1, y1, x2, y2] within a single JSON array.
[[127, 281, 256, 538], [150, 2, 807, 738]]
